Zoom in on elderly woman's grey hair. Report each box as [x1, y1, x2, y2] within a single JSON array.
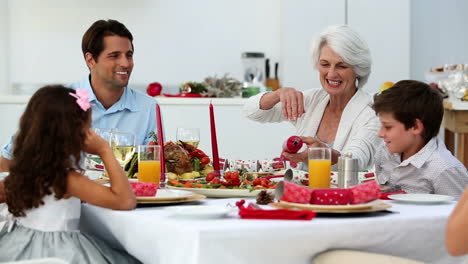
[[311, 25, 372, 89]]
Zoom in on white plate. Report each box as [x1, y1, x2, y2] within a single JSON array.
[[166, 205, 233, 219], [388, 193, 454, 204], [167, 186, 273, 198]]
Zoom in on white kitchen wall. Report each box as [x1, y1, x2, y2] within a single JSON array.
[[0, 1, 9, 94], [6, 0, 281, 94], [280, 0, 345, 91], [348, 0, 410, 94], [411, 0, 468, 82]]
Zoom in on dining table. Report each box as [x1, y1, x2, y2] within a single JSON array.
[[79, 195, 468, 264]]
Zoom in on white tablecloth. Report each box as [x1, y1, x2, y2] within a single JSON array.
[[80, 198, 467, 264]]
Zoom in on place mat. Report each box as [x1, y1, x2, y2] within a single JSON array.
[[269, 201, 392, 213]]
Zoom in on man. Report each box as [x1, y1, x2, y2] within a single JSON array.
[[0, 19, 157, 171]]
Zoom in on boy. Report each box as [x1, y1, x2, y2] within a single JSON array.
[[373, 80, 468, 198]]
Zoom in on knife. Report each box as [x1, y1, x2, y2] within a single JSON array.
[[274, 62, 279, 80], [265, 58, 270, 79]]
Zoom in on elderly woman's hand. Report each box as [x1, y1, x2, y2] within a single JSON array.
[[300, 136, 328, 148], [282, 150, 308, 164], [277, 87, 305, 120], [300, 136, 340, 165]]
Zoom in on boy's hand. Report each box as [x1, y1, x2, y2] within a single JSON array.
[[83, 129, 110, 156]]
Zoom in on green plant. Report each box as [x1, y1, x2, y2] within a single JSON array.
[[179, 81, 207, 94]]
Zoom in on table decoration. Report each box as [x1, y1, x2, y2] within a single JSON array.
[[275, 181, 312, 204], [130, 181, 158, 196], [349, 180, 380, 204], [209, 102, 220, 172], [156, 104, 166, 183]]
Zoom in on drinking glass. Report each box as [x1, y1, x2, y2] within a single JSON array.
[[94, 128, 116, 142], [308, 147, 332, 188], [85, 128, 117, 175], [110, 132, 136, 168], [138, 145, 161, 186], [176, 128, 200, 147]]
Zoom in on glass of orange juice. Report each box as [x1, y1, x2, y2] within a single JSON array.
[[137, 145, 161, 186], [308, 147, 332, 188]]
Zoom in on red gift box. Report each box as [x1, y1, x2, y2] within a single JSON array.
[[349, 180, 380, 204], [275, 181, 313, 204], [311, 188, 352, 205]]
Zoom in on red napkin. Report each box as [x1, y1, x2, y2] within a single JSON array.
[[236, 200, 315, 221], [380, 190, 407, 200]]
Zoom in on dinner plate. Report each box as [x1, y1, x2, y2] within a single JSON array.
[[165, 205, 234, 219], [167, 186, 273, 198], [388, 193, 454, 204], [136, 189, 206, 204], [270, 201, 392, 213]]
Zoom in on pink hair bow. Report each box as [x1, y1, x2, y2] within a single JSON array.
[[69, 88, 93, 111]]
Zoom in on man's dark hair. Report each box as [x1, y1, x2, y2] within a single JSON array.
[[372, 80, 443, 143], [81, 19, 133, 62]]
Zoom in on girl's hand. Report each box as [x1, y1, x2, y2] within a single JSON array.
[[277, 87, 304, 121], [83, 129, 110, 156]]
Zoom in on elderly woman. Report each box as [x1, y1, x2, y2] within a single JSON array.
[[243, 25, 381, 170]]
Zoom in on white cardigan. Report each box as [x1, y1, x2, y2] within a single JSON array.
[[243, 88, 382, 170]]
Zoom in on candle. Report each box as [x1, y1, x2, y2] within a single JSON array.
[[209, 103, 220, 171], [156, 104, 166, 177]]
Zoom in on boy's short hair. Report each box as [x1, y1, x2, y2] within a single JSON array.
[[372, 80, 443, 143]]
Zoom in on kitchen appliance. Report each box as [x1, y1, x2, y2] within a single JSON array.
[[241, 52, 265, 96]]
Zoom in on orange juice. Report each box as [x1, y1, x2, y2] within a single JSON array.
[[308, 159, 331, 188], [138, 160, 161, 184]]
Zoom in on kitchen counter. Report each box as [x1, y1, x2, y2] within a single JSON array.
[[0, 95, 294, 160], [0, 95, 248, 105]]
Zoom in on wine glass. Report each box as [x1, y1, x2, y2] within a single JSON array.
[[176, 128, 200, 147], [110, 132, 136, 168]]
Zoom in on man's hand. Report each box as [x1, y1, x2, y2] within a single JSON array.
[[0, 180, 5, 203]]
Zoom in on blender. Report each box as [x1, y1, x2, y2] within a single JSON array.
[[241, 52, 265, 97]]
